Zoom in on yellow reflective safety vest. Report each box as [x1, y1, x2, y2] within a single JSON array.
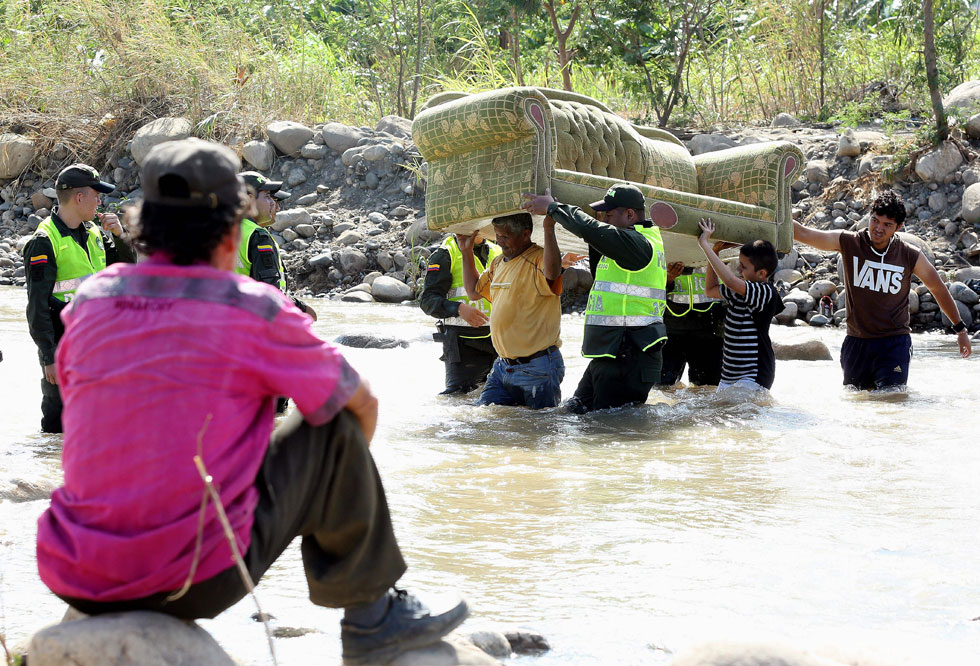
[[34, 217, 107, 303], [440, 236, 502, 337], [583, 225, 667, 356], [665, 268, 722, 317], [236, 218, 287, 291]]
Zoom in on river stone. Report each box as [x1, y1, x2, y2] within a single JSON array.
[[309, 252, 332, 268], [959, 183, 980, 223], [954, 266, 980, 282], [321, 122, 365, 153], [782, 288, 815, 314], [131, 118, 192, 166], [377, 251, 395, 272], [0, 133, 35, 179], [270, 207, 312, 232], [688, 134, 736, 156], [339, 248, 368, 273], [266, 121, 313, 156], [897, 231, 935, 264], [944, 80, 980, 112], [808, 313, 830, 326], [336, 230, 364, 246], [834, 307, 847, 325], [367, 211, 388, 226], [389, 638, 502, 666], [28, 611, 236, 666], [837, 128, 861, 157], [30, 190, 52, 210], [914, 142, 963, 183], [807, 279, 837, 299], [771, 112, 801, 128], [295, 223, 316, 239], [241, 140, 274, 170], [671, 641, 827, 666], [0, 478, 56, 502], [285, 167, 307, 187], [341, 290, 374, 303], [805, 160, 830, 184], [774, 301, 798, 325], [567, 265, 593, 291], [295, 193, 317, 206], [928, 192, 948, 212], [405, 217, 441, 246], [376, 115, 413, 139], [364, 171, 380, 189], [909, 289, 919, 314], [362, 144, 389, 162], [772, 340, 833, 361], [503, 631, 550, 655], [949, 281, 980, 305], [281, 228, 299, 242], [363, 271, 383, 286], [466, 631, 511, 659], [967, 113, 980, 139], [372, 275, 413, 302], [942, 299, 974, 328], [334, 334, 409, 349], [342, 146, 366, 166], [300, 143, 327, 159]]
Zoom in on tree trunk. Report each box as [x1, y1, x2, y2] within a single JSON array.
[[923, 0, 949, 142], [543, 0, 580, 91]]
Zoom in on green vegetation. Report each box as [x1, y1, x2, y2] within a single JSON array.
[[2, 0, 980, 151]]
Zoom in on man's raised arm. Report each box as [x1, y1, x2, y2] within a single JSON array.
[[793, 220, 842, 252]]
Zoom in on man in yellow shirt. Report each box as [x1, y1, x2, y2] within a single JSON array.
[[457, 213, 564, 409]]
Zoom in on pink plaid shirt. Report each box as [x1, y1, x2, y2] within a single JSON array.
[[37, 257, 358, 601]]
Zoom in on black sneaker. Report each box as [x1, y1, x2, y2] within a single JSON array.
[[340, 588, 469, 664]]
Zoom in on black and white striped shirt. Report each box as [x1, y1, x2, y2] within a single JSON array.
[[719, 281, 782, 389]]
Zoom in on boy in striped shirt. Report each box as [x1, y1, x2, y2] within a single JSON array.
[[697, 219, 783, 391]]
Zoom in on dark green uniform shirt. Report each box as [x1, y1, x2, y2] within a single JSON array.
[[547, 201, 667, 357], [245, 225, 310, 313], [419, 240, 492, 324], [23, 212, 137, 365]]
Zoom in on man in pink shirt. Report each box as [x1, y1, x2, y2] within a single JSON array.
[[35, 138, 467, 664]]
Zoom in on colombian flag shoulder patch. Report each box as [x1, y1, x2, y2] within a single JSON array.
[[30, 255, 48, 265]]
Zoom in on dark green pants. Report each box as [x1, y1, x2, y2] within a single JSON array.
[[40, 376, 63, 434], [59, 409, 407, 619], [571, 342, 663, 412]]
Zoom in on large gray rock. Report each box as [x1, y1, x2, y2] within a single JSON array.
[[959, 182, 980, 224], [322, 123, 366, 153], [270, 207, 312, 232], [405, 217, 442, 246], [837, 128, 861, 157], [954, 266, 980, 282], [944, 80, 980, 112], [897, 231, 935, 264], [466, 631, 511, 658], [772, 340, 833, 361], [688, 134, 737, 156], [949, 281, 979, 306], [774, 301, 799, 325], [805, 160, 830, 184], [914, 141, 963, 183], [339, 248, 369, 274], [376, 115, 413, 139], [131, 118, 193, 166], [341, 289, 374, 303], [858, 154, 892, 176], [371, 275, 413, 302], [807, 279, 837, 299], [294, 223, 317, 239], [771, 112, 801, 128], [941, 299, 974, 328], [334, 334, 409, 349], [909, 289, 920, 314], [336, 230, 364, 246], [266, 121, 314, 156], [28, 611, 235, 666], [966, 113, 980, 139], [241, 140, 275, 170], [389, 638, 502, 665], [783, 288, 816, 314], [670, 641, 828, 666], [0, 133, 36, 178]]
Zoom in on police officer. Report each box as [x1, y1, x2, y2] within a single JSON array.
[[238, 171, 317, 321], [523, 184, 667, 412], [23, 164, 136, 432], [419, 231, 501, 394], [658, 262, 725, 386]]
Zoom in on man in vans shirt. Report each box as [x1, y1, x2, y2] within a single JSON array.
[[698, 219, 783, 391], [794, 189, 971, 389]]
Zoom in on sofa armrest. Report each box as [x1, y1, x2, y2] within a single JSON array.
[[694, 141, 804, 251]]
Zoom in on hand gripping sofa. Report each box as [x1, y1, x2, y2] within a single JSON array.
[[411, 87, 804, 264]]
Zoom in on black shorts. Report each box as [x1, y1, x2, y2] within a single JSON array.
[[840, 334, 912, 390]]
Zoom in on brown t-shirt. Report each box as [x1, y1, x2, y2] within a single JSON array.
[[475, 244, 562, 359], [838, 230, 921, 338]]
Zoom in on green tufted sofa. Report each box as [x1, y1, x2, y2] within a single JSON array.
[[411, 87, 805, 265]]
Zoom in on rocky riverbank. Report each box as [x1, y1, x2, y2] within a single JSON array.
[[3, 92, 980, 335]]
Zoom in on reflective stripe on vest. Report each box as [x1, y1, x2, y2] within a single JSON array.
[[665, 270, 721, 316], [236, 218, 287, 291], [439, 236, 502, 332], [583, 225, 668, 354], [35, 217, 106, 303]]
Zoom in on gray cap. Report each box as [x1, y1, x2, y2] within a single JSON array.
[[141, 138, 246, 209], [56, 164, 114, 194]]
